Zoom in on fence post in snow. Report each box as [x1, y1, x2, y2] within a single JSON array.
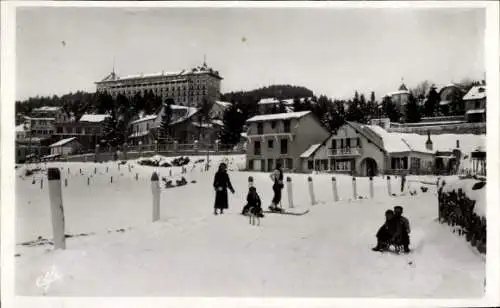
[[87, 177, 90, 186], [67, 168, 70, 174], [387, 176, 392, 196], [118, 164, 121, 171], [332, 176, 339, 202], [286, 176, 294, 209], [307, 176, 316, 205], [352, 177, 357, 200], [95, 144, 100, 163], [94, 167, 97, 174], [47, 168, 66, 250], [369, 176, 374, 199], [128, 165, 131, 173], [136, 173, 139, 181], [106, 166, 109, 173], [248, 176, 254, 188], [64, 178, 68, 187], [400, 174, 406, 193], [151, 172, 161, 222]]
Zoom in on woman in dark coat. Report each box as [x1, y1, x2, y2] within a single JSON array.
[[213, 163, 235, 215]]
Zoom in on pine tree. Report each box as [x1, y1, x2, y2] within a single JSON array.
[[382, 95, 401, 122], [424, 86, 440, 117], [220, 103, 246, 146], [292, 97, 303, 112], [197, 96, 214, 142], [346, 91, 365, 123], [404, 92, 421, 123], [159, 99, 174, 143]]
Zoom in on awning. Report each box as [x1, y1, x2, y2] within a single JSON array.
[[466, 109, 485, 115]]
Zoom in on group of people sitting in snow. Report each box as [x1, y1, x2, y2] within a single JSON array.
[[212, 162, 285, 217], [372, 206, 411, 253]]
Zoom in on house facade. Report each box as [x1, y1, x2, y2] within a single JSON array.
[[245, 111, 330, 172], [53, 114, 110, 151], [49, 137, 81, 156], [384, 82, 410, 112], [438, 83, 466, 116], [463, 85, 486, 123], [209, 100, 232, 120], [301, 122, 435, 176]]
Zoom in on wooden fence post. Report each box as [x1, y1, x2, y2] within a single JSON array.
[[352, 177, 357, 200], [286, 176, 294, 208], [48, 168, 66, 250], [332, 176, 339, 202], [308, 176, 316, 205], [151, 172, 161, 222]]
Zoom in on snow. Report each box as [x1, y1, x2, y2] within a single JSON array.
[[441, 177, 486, 218], [130, 115, 157, 125], [257, 97, 280, 105], [300, 144, 322, 158], [463, 86, 486, 101], [79, 114, 110, 123], [366, 125, 412, 153], [15, 155, 485, 297], [16, 124, 28, 132], [32, 106, 61, 112], [466, 109, 486, 115], [215, 100, 231, 108], [49, 137, 77, 148], [246, 111, 311, 123]]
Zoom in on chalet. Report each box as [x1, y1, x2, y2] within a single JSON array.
[[301, 122, 435, 176], [245, 111, 330, 172], [49, 137, 81, 157], [54, 114, 110, 151], [463, 85, 486, 123]]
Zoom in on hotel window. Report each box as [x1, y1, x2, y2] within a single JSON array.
[[271, 121, 277, 129], [257, 123, 263, 134], [286, 158, 293, 169], [346, 138, 351, 148], [280, 139, 288, 154], [283, 120, 291, 133], [332, 139, 337, 149], [254, 141, 261, 155], [268, 139, 274, 149]]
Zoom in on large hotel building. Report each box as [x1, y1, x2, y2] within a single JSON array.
[[95, 62, 223, 107]]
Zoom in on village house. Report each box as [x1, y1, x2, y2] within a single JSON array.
[[437, 83, 467, 116], [245, 111, 330, 172], [463, 84, 486, 123], [209, 100, 232, 120], [383, 82, 410, 112], [301, 121, 436, 176], [257, 97, 295, 114], [53, 114, 110, 151], [49, 137, 82, 157]]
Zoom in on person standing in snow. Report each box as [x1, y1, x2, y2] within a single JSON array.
[[213, 162, 235, 215], [241, 186, 264, 217], [269, 163, 284, 211], [393, 205, 411, 253]]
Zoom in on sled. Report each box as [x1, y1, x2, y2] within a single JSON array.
[[263, 208, 310, 216]]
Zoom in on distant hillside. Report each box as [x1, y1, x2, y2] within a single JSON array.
[[221, 85, 315, 103]]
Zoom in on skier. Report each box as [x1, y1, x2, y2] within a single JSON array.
[[241, 186, 264, 217], [393, 205, 411, 253], [269, 163, 284, 212], [372, 209, 403, 252], [213, 162, 235, 215]]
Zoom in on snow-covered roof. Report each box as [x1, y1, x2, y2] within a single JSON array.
[[465, 109, 485, 115], [79, 114, 110, 123], [386, 90, 410, 97], [212, 119, 224, 126], [215, 101, 231, 108], [246, 111, 311, 123], [32, 106, 61, 112], [300, 144, 322, 158], [463, 86, 486, 101], [24, 116, 55, 121], [170, 107, 199, 125], [130, 115, 158, 125], [258, 98, 280, 105], [366, 125, 411, 153], [50, 137, 77, 148], [16, 124, 28, 132]]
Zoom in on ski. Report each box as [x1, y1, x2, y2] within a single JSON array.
[[263, 209, 310, 216]]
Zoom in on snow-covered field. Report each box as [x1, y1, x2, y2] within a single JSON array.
[[15, 154, 485, 297]]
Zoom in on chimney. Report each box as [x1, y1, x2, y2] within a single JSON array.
[[425, 130, 433, 151], [456, 140, 460, 149]]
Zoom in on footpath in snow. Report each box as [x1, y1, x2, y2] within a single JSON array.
[[15, 155, 485, 297]]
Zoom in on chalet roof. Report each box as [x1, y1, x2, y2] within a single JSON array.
[[300, 144, 322, 158], [79, 114, 110, 123], [50, 137, 77, 148], [246, 111, 311, 123], [463, 86, 487, 101]]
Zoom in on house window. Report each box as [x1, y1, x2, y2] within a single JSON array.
[[475, 101, 481, 109], [257, 123, 263, 135], [75, 127, 81, 135], [336, 160, 351, 171], [268, 139, 274, 149], [56, 127, 63, 134], [271, 121, 277, 129], [280, 139, 288, 154], [248, 159, 254, 170], [357, 138, 361, 148], [346, 138, 351, 148], [332, 139, 337, 149], [308, 160, 314, 170], [254, 141, 261, 155], [286, 158, 293, 169], [283, 120, 291, 133]]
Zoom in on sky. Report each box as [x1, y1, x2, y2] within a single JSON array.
[[15, 6, 486, 102]]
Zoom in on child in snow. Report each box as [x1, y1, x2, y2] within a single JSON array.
[[213, 162, 235, 215], [393, 205, 411, 253], [242, 186, 264, 217], [372, 209, 404, 252], [269, 163, 284, 211]]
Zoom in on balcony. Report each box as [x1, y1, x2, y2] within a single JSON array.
[[329, 147, 361, 157]]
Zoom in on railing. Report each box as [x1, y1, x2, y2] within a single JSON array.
[[328, 147, 360, 156]]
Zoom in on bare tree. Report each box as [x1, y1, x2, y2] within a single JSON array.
[[412, 80, 431, 100]]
